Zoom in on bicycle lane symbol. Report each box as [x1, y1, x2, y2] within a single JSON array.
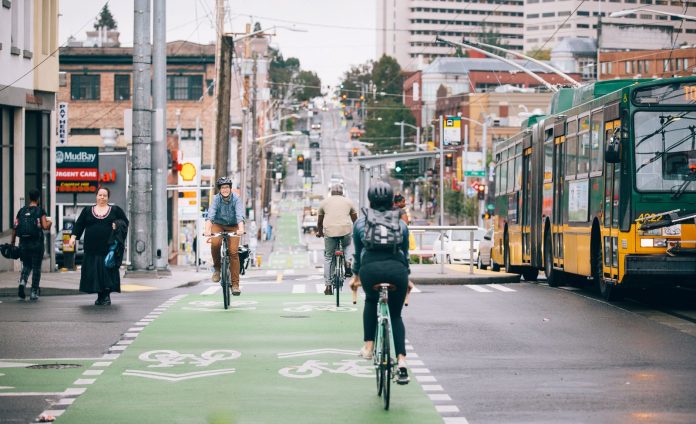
[[282, 301, 356, 313], [277, 349, 372, 379], [123, 349, 241, 382]]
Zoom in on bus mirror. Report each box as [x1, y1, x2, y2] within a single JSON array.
[[605, 127, 621, 164]]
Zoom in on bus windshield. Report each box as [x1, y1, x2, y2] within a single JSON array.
[[634, 111, 696, 193]]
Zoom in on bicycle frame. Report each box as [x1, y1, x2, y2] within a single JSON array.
[[330, 237, 345, 307], [211, 232, 238, 310], [373, 284, 395, 410]]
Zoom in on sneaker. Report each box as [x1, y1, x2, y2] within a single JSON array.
[[18, 282, 26, 300], [359, 347, 373, 360], [324, 285, 333, 295], [396, 367, 409, 385], [29, 288, 39, 301], [232, 287, 241, 296], [212, 271, 221, 282]]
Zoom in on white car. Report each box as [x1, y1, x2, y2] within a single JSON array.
[[476, 228, 500, 271], [433, 228, 487, 264]]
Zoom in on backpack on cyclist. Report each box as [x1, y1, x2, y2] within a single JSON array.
[[362, 207, 403, 253], [15, 206, 42, 240]]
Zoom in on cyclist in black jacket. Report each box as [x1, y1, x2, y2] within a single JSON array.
[[351, 182, 410, 385]]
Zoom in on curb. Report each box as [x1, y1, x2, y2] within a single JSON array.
[[0, 278, 208, 298]]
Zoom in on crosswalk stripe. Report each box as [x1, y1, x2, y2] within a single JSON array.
[[315, 283, 325, 293], [201, 286, 219, 295], [411, 286, 422, 293], [467, 285, 492, 292], [488, 284, 516, 292], [292, 284, 306, 294]]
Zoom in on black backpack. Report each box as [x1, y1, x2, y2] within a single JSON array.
[[362, 207, 403, 252], [15, 207, 42, 240]]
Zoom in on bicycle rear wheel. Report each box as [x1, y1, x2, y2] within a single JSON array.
[[382, 319, 392, 410], [334, 256, 344, 307], [374, 323, 383, 396], [221, 260, 230, 310]]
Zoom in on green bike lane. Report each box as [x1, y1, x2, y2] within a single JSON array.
[[50, 291, 444, 423], [264, 199, 312, 270]]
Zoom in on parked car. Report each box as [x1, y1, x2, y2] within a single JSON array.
[[55, 230, 84, 268], [476, 228, 500, 271], [433, 228, 487, 264], [302, 214, 318, 233]]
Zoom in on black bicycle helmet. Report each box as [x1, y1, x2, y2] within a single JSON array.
[[367, 181, 393, 210], [0, 243, 21, 260], [216, 176, 233, 188]]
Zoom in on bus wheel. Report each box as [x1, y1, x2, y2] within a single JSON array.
[[522, 268, 538, 281], [544, 231, 559, 287]]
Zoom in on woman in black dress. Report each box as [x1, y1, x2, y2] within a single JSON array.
[[68, 187, 128, 305]]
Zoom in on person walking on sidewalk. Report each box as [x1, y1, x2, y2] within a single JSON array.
[[12, 189, 52, 301], [393, 193, 410, 225], [205, 176, 245, 296], [316, 183, 358, 295], [68, 187, 128, 305]]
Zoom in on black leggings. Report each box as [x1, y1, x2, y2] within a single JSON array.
[[20, 242, 44, 289], [359, 260, 409, 357]]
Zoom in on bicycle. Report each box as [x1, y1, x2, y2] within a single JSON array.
[[209, 232, 240, 310], [372, 282, 396, 410], [328, 236, 346, 307]]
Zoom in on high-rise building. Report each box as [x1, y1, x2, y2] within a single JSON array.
[[376, 0, 524, 72], [525, 1, 696, 53]]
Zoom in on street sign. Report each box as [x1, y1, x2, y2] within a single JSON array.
[[464, 170, 485, 177], [443, 116, 461, 146], [58, 103, 68, 144], [56, 147, 99, 193], [487, 204, 495, 211]]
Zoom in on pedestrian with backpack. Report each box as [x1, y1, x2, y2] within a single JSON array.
[[350, 181, 411, 385], [11, 189, 52, 301]]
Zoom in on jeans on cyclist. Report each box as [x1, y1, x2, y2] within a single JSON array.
[[323, 234, 351, 288], [210, 223, 241, 291], [359, 259, 409, 358]]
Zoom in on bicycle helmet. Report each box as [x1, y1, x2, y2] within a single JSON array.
[[0, 243, 21, 260], [216, 176, 233, 188], [367, 181, 393, 210]]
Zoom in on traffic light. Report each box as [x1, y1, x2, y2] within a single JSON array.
[[315, 150, 321, 161], [482, 212, 491, 220], [477, 183, 486, 200], [305, 158, 312, 177], [445, 153, 453, 167], [297, 154, 304, 170], [352, 147, 358, 157]]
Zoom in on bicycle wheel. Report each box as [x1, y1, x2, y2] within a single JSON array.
[[221, 259, 230, 310], [382, 319, 392, 410], [334, 256, 343, 307], [374, 322, 383, 396]]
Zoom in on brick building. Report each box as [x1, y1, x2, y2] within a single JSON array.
[[599, 47, 696, 80]]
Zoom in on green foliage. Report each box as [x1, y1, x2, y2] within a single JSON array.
[[444, 186, 477, 224], [295, 70, 322, 101], [94, 4, 117, 30], [363, 98, 415, 153], [340, 62, 372, 99], [372, 55, 402, 99], [525, 49, 551, 61]]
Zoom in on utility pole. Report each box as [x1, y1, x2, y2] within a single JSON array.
[[213, 0, 233, 184], [130, 0, 153, 271], [250, 53, 258, 221], [152, 0, 168, 272]]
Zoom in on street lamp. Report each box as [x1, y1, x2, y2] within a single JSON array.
[[394, 121, 420, 151], [459, 115, 491, 228], [609, 8, 696, 21]]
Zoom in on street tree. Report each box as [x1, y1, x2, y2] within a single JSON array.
[[444, 187, 477, 224], [94, 4, 117, 30], [294, 70, 322, 101], [372, 55, 402, 99]]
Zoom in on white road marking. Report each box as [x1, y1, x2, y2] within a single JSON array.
[[443, 418, 470, 424], [411, 368, 430, 374], [422, 384, 444, 391], [292, 284, 306, 294], [429, 394, 452, 401], [467, 285, 492, 292], [201, 286, 219, 295], [315, 283, 325, 293], [73, 379, 95, 385], [488, 284, 516, 292], [82, 370, 103, 376], [416, 375, 437, 383], [436, 405, 460, 413]]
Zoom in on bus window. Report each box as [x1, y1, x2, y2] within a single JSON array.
[[500, 157, 508, 194], [566, 136, 578, 178], [514, 156, 523, 191], [544, 130, 553, 183], [507, 157, 515, 193], [578, 116, 591, 175], [590, 113, 603, 173]]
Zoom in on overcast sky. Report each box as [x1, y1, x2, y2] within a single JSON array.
[[58, 0, 377, 87]]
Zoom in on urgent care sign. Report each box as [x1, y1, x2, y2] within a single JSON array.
[[56, 147, 99, 193]]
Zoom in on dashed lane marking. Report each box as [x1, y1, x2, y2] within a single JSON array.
[[466, 285, 492, 293], [488, 284, 516, 292]]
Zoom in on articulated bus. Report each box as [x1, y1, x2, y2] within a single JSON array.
[[491, 77, 696, 300]]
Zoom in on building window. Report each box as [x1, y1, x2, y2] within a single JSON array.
[[114, 75, 131, 101], [71, 74, 100, 100], [0, 108, 14, 232], [167, 75, 203, 101]]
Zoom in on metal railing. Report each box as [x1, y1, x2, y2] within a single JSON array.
[[409, 225, 481, 275]]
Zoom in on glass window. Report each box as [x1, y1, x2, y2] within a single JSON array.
[[167, 75, 204, 100], [507, 158, 515, 193], [578, 116, 590, 175], [566, 118, 577, 135], [500, 159, 508, 194], [0, 108, 14, 231], [514, 156, 523, 191], [70, 75, 100, 100], [590, 113, 603, 172], [114, 74, 131, 101], [566, 136, 577, 177], [544, 132, 554, 182]]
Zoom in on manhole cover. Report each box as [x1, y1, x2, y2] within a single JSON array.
[[27, 364, 83, 369], [280, 315, 309, 319]]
